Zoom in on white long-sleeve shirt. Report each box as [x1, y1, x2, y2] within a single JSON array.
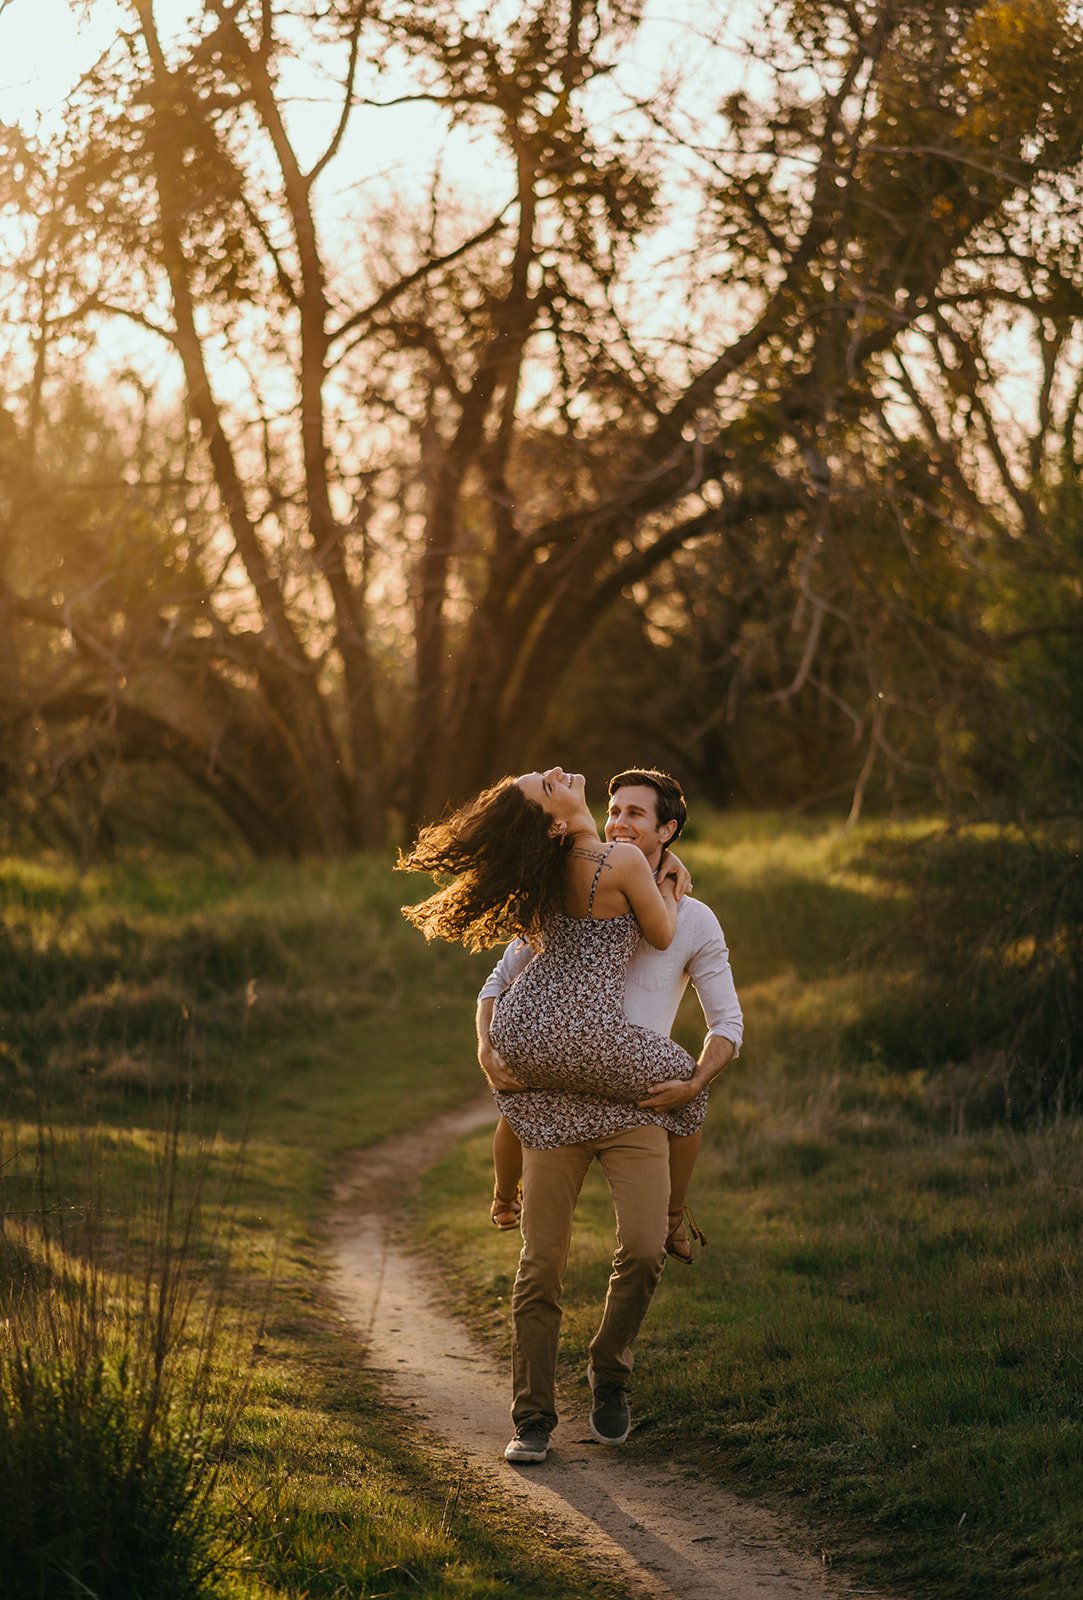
[[479, 894, 743, 1053]]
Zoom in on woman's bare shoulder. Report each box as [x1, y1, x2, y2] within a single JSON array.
[[570, 841, 610, 858], [603, 840, 653, 877]]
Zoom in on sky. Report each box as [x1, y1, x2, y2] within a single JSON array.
[[0, 0, 765, 392], [0, 0, 761, 144], [1, 0, 125, 130], [0, 0, 1054, 443], [0, 0, 760, 306]]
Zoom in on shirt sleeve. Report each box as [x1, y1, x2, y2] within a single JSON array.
[[686, 907, 744, 1053], [477, 937, 533, 1002]]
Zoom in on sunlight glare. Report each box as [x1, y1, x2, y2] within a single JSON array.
[[0, 0, 128, 132]]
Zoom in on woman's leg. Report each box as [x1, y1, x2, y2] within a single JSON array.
[[667, 1128, 700, 1213], [491, 1115, 524, 1229], [499, 1014, 696, 1103], [665, 1129, 706, 1264]]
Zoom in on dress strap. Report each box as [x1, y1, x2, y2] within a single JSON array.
[[587, 844, 616, 917]]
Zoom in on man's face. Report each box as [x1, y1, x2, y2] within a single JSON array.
[[604, 784, 676, 868]]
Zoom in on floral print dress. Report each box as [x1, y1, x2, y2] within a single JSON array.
[[490, 847, 708, 1150]]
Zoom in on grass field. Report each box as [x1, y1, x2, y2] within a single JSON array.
[[1, 817, 1080, 1598], [0, 852, 624, 1600], [417, 817, 1083, 1600]]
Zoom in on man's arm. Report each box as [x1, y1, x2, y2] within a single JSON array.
[[477, 937, 533, 1002], [636, 904, 742, 1111], [637, 1032, 734, 1110], [476, 996, 527, 1092], [685, 908, 743, 1054], [476, 941, 532, 1092]]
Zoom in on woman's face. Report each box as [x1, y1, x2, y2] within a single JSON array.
[[516, 766, 586, 820]]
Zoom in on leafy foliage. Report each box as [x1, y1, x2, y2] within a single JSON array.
[[1, 1, 1082, 847]]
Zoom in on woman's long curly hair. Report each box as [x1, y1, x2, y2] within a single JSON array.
[[398, 777, 569, 950]]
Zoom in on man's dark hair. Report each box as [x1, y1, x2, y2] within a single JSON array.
[[607, 768, 688, 842]]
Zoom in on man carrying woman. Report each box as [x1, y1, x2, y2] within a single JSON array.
[[400, 766, 742, 1464]]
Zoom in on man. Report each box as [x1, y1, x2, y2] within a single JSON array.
[[476, 768, 743, 1465]]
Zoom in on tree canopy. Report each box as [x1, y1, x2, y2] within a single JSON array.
[[1, 0, 1081, 852]]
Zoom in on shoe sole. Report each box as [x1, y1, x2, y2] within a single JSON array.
[[664, 1243, 695, 1264], [504, 1445, 549, 1463], [589, 1412, 631, 1445]]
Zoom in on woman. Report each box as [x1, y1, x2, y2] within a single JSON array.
[[399, 767, 708, 1262]]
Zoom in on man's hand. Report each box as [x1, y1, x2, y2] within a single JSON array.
[[477, 999, 527, 1091], [657, 848, 692, 900], [637, 1034, 735, 1111], [478, 1038, 527, 1093], [636, 1077, 701, 1111]]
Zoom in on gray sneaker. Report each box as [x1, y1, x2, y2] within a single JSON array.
[[589, 1374, 631, 1444], [504, 1415, 554, 1463]]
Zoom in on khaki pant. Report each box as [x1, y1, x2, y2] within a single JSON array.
[[511, 1124, 670, 1429]]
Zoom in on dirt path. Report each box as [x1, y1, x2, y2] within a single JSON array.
[[328, 1099, 890, 1600]]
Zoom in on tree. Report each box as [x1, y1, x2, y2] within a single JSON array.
[[2, 0, 1082, 850]]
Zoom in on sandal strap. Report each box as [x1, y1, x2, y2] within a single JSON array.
[[491, 1187, 523, 1228], [667, 1204, 707, 1247]]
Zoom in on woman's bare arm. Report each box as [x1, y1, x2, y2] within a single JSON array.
[[612, 843, 680, 949]]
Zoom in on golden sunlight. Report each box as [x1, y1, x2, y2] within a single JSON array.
[[1, 0, 129, 131]]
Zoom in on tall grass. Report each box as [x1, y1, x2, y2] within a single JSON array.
[[0, 851, 488, 1119], [0, 1105, 256, 1599], [0, 850, 622, 1600]]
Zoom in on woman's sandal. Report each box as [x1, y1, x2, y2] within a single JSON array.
[[665, 1204, 707, 1266], [490, 1186, 523, 1231]]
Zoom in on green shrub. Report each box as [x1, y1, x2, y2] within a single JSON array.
[[0, 1351, 225, 1600], [0, 1113, 249, 1599]]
